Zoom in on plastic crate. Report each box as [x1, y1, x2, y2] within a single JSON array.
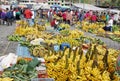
[[31, 78, 54, 81]]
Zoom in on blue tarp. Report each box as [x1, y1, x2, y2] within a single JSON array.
[[16, 44, 33, 58]]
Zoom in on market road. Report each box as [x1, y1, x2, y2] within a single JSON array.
[[0, 23, 18, 56]]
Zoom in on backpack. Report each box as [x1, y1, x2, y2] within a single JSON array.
[[6, 11, 13, 19]]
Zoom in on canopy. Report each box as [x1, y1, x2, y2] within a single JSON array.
[[61, 6, 70, 9], [74, 3, 106, 11], [51, 4, 61, 8], [109, 9, 120, 14], [41, 4, 50, 9], [18, 5, 27, 8], [33, 3, 50, 10]]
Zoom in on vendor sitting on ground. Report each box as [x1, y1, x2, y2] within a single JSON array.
[[103, 17, 113, 32], [51, 18, 59, 30]]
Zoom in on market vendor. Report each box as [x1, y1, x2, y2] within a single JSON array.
[[103, 17, 113, 32], [50, 18, 59, 30]]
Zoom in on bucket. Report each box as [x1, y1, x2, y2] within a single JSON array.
[[53, 45, 59, 52]]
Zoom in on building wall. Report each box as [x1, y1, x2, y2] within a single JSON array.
[[47, 0, 72, 6]]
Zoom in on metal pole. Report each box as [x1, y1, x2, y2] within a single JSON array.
[[83, 0, 84, 10]]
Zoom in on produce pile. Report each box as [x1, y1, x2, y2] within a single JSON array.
[[6, 20, 120, 81], [1, 58, 40, 81], [77, 21, 120, 42]]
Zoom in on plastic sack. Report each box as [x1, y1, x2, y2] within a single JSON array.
[[30, 38, 44, 45], [0, 53, 18, 70]]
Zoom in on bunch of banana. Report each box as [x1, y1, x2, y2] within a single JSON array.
[[60, 29, 70, 36], [34, 24, 46, 31], [81, 21, 105, 34], [14, 27, 39, 36], [69, 29, 84, 38], [25, 33, 41, 41], [0, 77, 13, 81], [7, 34, 21, 41], [31, 46, 48, 57], [59, 23, 70, 29], [114, 31, 120, 36], [45, 39, 57, 46], [16, 20, 28, 28]]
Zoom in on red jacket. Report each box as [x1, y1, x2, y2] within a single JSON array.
[[62, 12, 66, 20], [24, 9, 32, 19], [91, 15, 97, 21], [50, 20, 56, 27]]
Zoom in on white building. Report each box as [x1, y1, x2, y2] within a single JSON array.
[[48, 0, 72, 6]]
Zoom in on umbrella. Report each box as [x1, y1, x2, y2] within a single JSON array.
[[51, 4, 61, 8], [60, 6, 70, 12]]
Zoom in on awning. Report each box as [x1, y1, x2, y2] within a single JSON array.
[[74, 3, 106, 11]]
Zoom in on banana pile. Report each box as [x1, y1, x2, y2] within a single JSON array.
[[44, 44, 120, 81], [69, 29, 84, 38], [29, 46, 48, 57], [79, 21, 105, 34], [0, 77, 13, 81], [15, 20, 46, 36], [59, 23, 70, 29]]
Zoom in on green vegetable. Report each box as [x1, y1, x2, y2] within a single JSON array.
[[27, 58, 40, 71], [7, 34, 21, 41], [2, 59, 39, 81]]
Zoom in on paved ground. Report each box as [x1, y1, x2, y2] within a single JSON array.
[[0, 24, 18, 56]]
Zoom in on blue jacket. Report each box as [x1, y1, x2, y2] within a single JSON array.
[[6, 11, 13, 19]]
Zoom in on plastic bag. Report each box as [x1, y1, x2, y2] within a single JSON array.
[[0, 53, 18, 70], [30, 38, 44, 45]]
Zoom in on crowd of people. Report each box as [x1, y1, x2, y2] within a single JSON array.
[[0, 7, 34, 26], [0, 6, 120, 32], [47, 7, 120, 31]]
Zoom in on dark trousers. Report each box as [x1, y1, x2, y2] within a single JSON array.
[[7, 18, 12, 26], [0, 19, 1, 25], [67, 20, 70, 25], [103, 26, 112, 32], [54, 24, 58, 30]]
